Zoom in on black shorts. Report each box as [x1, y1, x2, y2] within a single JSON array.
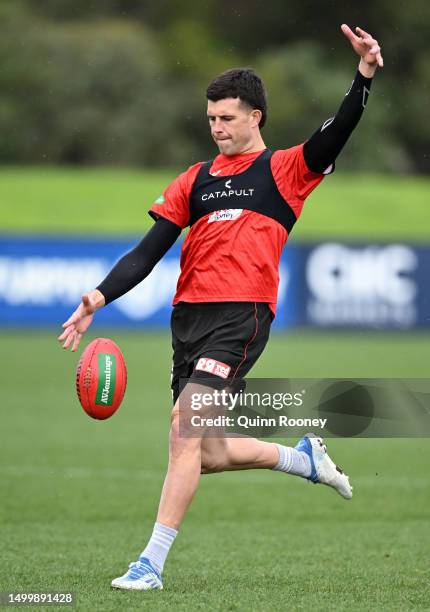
[[170, 302, 272, 404]]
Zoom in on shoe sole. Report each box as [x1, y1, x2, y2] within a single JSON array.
[[306, 432, 353, 500], [111, 582, 163, 591]]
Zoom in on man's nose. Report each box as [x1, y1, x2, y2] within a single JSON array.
[[212, 118, 224, 132]]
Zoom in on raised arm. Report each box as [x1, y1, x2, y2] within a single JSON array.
[[303, 24, 383, 174], [58, 217, 181, 351]]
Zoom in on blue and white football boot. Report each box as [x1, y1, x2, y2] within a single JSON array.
[[295, 433, 353, 499], [111, 556, 163, 591]]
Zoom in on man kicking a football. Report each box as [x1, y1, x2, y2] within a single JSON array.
[[59, 24, 383, 591]]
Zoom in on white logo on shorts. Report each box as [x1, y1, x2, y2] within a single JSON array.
[[196, 358, 231, 379]]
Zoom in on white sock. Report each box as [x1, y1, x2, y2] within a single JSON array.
[[272, 443, 311, 478], [140, 522, 178, 573]]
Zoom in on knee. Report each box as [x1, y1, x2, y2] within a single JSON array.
[[200, 442, 228, 474], [200, 457, 224, 474]]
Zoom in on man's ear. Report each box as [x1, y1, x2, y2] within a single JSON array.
[[250, 109, 262, 127]]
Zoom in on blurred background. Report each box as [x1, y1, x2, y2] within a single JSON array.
[[0, 0, 429, 172], [1, 0, 430, 330], [1, 1, 429, 609]]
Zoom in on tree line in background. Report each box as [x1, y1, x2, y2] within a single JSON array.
[[1, 0, 429, 173]]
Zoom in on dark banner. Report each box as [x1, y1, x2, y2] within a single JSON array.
[[178, 378, 430, 438], [296, 242, 429, 329]]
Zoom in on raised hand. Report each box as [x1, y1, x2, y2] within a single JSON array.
[[341, 24, 384, 71], [58, 289, 105, 352]]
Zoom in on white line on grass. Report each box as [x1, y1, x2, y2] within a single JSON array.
[[0, 465, 428, 488], [0, 465, 161, 480]]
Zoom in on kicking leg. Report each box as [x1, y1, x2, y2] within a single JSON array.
[[201, 433, 353, 499], [201, 435, 311, 476]]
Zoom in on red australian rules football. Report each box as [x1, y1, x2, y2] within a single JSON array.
[[76, 338, 127, 420]]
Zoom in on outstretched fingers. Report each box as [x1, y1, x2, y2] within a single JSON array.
[[355, 26, 371, 39], [343, 24, 384, 68], [57, 294, 96, 351], [61, 308, 81, 329], [59, 326, 76, 349], [370, 46, 384, 67], [58, 325, 74, 343], [341, 23, 360, 43], [361, 35, 384, 68], [71, 332, 82, 352], [58, 326, 82, 351]]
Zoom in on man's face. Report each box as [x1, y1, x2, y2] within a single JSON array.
[[207, 98, 261, 156]]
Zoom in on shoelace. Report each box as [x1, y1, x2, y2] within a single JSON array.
[[128, 560, 160, 579], [128, 560, 149, 570]]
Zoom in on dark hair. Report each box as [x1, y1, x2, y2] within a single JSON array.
[[206, 68, 267, 128]]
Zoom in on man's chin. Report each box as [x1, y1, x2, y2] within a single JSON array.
[[216, 140, 236, 155]]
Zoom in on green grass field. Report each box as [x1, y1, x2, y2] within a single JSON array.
[[1, 167, 429, 240], [1, 167, 429, 610], [2, 330, 429, 611]]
